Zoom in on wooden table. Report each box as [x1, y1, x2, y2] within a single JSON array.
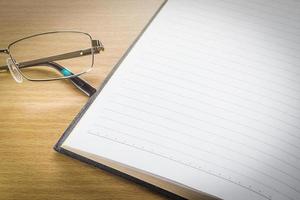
[[0, 1, 172, 199]]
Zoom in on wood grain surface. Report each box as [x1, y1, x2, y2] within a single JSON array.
[[0, 1, 176, 199]]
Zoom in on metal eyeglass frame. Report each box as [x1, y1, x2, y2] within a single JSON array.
[[0, 31, 104, 97]]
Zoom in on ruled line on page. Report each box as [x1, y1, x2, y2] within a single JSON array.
[[93, 113, 300, 188], [133, 56, 300, 104], [107, 96, 300, 161], [149, 34, 300, 79], [172, 1, 300, 43], [89, 116, 300, 195], [138, 50, 300, 94], [161, 18, 300, 56], [98, 107, 300, 176], [132, 64, 300, 119], [129, 69, 300, 118], [189, 0, 300, 33], [87, 126, 290, 200], [150, 27, 300, 73], [117, 84, 300, 143], [244, 0, 300, 16], [121, 78, 300, 132], [129, 53, 300, 109], [106, 94, 300, 166], [218, 0, 300, 23], [102, 107, 300, 173], [124, 72, 300, 120], [145, 27, 300, 79], [88, 130, 274, 200]]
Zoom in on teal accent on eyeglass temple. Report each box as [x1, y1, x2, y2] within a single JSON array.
[[61, 68, 72, 76]]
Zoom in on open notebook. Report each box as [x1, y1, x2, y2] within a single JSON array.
[[55, 0, 300, 199]]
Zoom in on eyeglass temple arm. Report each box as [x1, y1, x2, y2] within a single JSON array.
[[0, 62, 97, 97], [15, 40, 104, 68], [36, 62, 97, 97]]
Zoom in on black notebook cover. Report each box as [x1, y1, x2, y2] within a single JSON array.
[[54, 1, 186, 199]]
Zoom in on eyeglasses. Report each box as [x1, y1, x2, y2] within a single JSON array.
[[0, 31, 104, 96]]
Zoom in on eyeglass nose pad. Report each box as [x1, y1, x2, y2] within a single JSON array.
[[6, 58, 23, 83]]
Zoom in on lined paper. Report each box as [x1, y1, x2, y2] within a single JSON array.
[[62, 0, 300, 199]]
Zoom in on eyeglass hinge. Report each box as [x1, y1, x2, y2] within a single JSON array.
[[92, 40, 104, 53]]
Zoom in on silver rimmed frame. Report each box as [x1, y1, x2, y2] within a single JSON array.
[[2, 30, 104, 81]]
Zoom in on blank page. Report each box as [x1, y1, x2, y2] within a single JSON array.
[[61, 0, 300, 199]]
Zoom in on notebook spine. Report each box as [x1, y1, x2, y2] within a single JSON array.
[[54, 146, 186, 200]]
